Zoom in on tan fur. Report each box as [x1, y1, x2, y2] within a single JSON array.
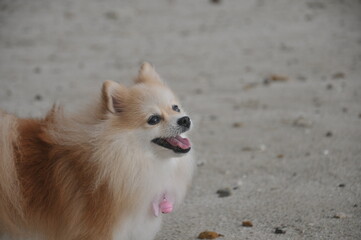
[[0, 63, 194, 240], [135, 62, 163, 85], [0, 111, 24, 237]]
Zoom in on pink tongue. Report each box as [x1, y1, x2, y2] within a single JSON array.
[[165, 136, 191, 150]]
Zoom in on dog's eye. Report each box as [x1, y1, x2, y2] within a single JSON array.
[[172, 105, 180, 112], [147, 115, 161, 125]]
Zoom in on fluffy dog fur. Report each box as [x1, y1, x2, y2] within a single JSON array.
[[0, 63, 194, 240]]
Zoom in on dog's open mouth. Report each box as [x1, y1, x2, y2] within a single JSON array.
[[152, 135, 191, 154]]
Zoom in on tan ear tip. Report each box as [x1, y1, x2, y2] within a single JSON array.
[[103, 80, 111, 88], [103, 80, 112, 86], [140, 62, 154, 72], [103, 80, 119, 90]]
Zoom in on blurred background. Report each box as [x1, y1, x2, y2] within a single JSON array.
[[0, 0, 360, 239]]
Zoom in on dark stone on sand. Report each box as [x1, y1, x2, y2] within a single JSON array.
[[274, 227, 286, 234], [216, 188, 231, 198]]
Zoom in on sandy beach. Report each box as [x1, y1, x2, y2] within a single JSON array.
[[1, 0, 360, 239]]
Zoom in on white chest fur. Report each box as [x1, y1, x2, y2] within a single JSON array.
[[112, 153, 194, 240]]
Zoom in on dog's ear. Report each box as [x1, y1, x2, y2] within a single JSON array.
[[101, 80, 128, 114], [135, 62, 163, 85]]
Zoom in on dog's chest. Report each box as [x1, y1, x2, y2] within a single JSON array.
[[112, 159, 178, 240]]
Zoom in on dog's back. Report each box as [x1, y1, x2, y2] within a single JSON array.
[[0, 110, 121, 240]]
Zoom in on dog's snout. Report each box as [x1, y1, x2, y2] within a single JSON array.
[[177, 116, 191, 129]]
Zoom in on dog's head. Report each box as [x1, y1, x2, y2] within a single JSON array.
[[100, 63, 192, 157]]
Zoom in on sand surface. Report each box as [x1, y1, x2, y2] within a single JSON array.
[[0, 0, 360, 239]]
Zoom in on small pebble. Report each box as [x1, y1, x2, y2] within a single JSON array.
[[269, 74, 289, 82], [196, 160, 205, 167], [342, 107, 348, 113], [323, 150, 330, 155], [358, 113, 361, 119], [353, 204, 358, 208], [209, 115, 217, 121], [263, 75, 288, 85], [242, 83, 258, 90], [263, 78, 270, 85], [216, 188, 231, 198], [209, 0, 221, 4], [242, 221, 253, 227], [326, 83, 333, 90], [198, 231, 224, 239], [33, 66, 41, 74], [306, 2, 325, 9], [277, 154, 284, 159], [242, 147, 253, 152], [325, 131, 333, 137], [333, 212, 349, 219], [293, 116, 313, 128], [232, 122, 243, 128], [332, 72, 345, 79], [274, 227, 286, 234], [34, 94, 43, 101], [64, 11, 74, 20], [338, 184, 345, 188], [296, 75, 307, 81], [104, 11, 118, 20]]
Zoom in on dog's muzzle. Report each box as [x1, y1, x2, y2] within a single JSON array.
[[152, 116, 192, 154]]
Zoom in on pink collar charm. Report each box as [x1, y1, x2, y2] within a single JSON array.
[[152, 193, 174, 217]]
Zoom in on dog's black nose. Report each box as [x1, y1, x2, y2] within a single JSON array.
[[177, 116, 191, 129]]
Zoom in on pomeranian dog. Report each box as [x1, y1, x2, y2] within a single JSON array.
[[0, 63, 194, 240]]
